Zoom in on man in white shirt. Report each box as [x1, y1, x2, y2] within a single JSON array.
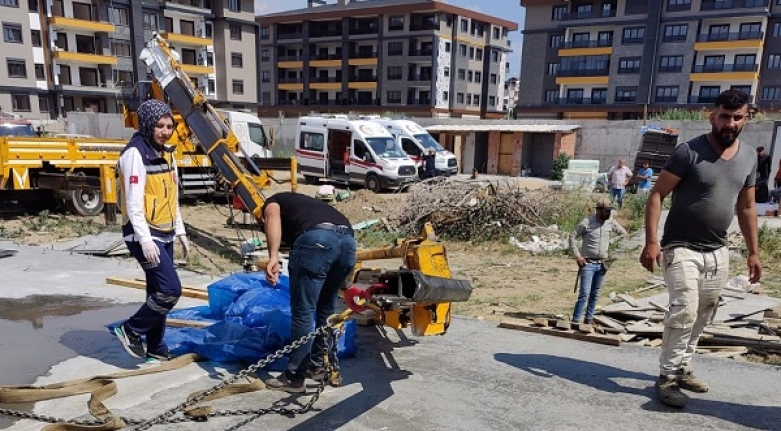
[[606, 158, 633, 209]]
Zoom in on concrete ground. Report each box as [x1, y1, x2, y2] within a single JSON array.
[[0, 242, 779, 431]]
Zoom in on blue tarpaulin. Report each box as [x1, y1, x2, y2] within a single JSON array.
[[108, 272, 356, 369]]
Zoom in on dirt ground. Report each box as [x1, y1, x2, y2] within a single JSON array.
[[0, 177, 659, 322]]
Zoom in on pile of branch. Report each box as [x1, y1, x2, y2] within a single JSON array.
[[390, 178, 572, 240]]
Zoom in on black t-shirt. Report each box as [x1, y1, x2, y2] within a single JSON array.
[[263, 192, 351, 246]]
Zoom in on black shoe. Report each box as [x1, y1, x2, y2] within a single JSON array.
[[113, 323, 146, 358], [146, 350, 174, 362], [265, 372, 306, 393], [307, 365, 326, 381]]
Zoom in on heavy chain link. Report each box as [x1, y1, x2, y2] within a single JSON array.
[[0, 321, 343, 430]]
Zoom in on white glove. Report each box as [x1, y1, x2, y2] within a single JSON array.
[[178, 235, 190, 259], [141, 240, 160, 266]]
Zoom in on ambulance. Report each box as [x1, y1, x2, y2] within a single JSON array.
[[295, 115, 417, 192], [371, 119, 458, 177]]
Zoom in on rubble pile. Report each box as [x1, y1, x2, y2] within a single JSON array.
[[389, 177, 582, 241]]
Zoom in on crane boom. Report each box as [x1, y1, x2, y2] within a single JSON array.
[[139, 34, 267, 221]]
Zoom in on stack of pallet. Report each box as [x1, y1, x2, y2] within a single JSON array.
[[628, 127, 678, 191]]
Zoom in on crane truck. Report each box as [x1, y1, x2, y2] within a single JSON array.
[[140, 34, 472, 338]]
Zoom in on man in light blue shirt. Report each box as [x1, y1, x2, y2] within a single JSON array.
[[637, 161, 654, 193]]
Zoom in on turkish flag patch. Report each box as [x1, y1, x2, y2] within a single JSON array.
[[129, 175, 139, 184]]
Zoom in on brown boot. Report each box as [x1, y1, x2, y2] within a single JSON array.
[[655, 374, 688, 408], [677, 369, 709, 393]]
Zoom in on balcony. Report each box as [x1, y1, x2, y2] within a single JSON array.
[[348, 52, 378, 66], [310, 76, 341, 83], [695, 32, 763, 50], [547, 97, 607, 105], [407, 73, 432, 81], [350, 26, 379, 35], [278, 76, 303, 83], [178, 63, 213, 76], [278, 32, 304, 40], [409, 48, 434, 57], [387, 97, 402, 104], [409, 22, 439, 31], [350, 51, 377, 59], [557, 67, 610, 77], [160, 31, 212, 47], [310, 28, 342, 38], [408, 98, 432, 105], [558, 39, 613, 57], [311, 53, 341, 61], [700, 0, 768, 10], [49, 16, 114, 33], [53, 50, 117, 65], [351, 75, 377, 82], [277, 55, 303, 62], [691, 63, 758, 72], [656, 96, 679, 103], [554, 8, 617, 21], [688, 94, 756, 103]]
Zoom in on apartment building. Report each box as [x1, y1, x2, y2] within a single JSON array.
[[256, 0, 517, 118], [503, 76, 519, 111], [518, 0, 780, 119], [0, 0, 257, 121]]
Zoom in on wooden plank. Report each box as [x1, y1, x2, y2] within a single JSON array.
[[648, 338, 663, 347], [134, 277, 207, 292], [167, 318, 214, 328], [703, 327, 781, 342], [593, 315, 626, 332], [721, 291, 746, 300], [700, 336, 781, 350], [625, 321, 665, 336], [107, 277, 208, 300], [576, 323, 594, 333], [533, 318, 551, 327], [555, 319, 571, 330], [764, 318, 781, 329], [649, 301, 669, 313], [617, 294, 639, 307], [618, 333, 637, 342], [499, 317, 621, 346]]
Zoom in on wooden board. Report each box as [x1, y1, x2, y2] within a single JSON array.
[[167, 318, 214, 328], [617, 294, 639, 307], [499, 317, 621, 346], [106, 277, 208, 300], [593, 315, 626, 332]]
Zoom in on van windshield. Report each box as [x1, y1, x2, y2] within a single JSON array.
[[248, 123, 268, 147], [367, 137, 406, 158], [0, 124, 35, 137], [413, 133, 445, 152]]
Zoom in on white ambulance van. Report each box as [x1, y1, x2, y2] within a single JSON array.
[[371, 119, 458, 177], [215, 110, 272, 158], [295, 116, 417, 192]]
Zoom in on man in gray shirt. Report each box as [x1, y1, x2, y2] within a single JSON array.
[[640, 89, 760, 408], [569, 197, 626, 324]]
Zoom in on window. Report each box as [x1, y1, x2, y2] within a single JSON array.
[[467, 70, 473, 82], [459, 44, 467, 56], [597, 31, 613, 46], [488, 95, 495, 106], [228, 0, 240, 12], [552, 5, 566, 20], [655, 86, 679, 102], [731, 85, 751, 96], [231, 52, 243, 68], [260, 26, 269, 39], [457, 68, 466, 80], [114, 70, 132, 86], [300, 132, 324, 151], [444, 41, 451, 53], [735, 54, 756, 71], [444, 66, 450, 77], [143, 12, 158, 30], [615, 87, 637, 103], [474, 71, 481, 83], [34, 63, 44, 79], [622, 27, 645, 44], [387, 66, 402, 80], [572, 32, 590, 48], [456, 92, 464, 103], [663, 24, 687, 42], [38, 95, 49, 113], [31, 29, 41, 47], [109, 6, 128, 26], [443, 91, 449, 101], [261, 71, 269, 82], [469, 46, 474, 59], [761, 86, 781, 100], [230, 24, 241, 40], [591, 88, 607, 102], [232, 79, 243, 94], [28, 0, 36, 11], [768, 54, 781, 69], [476, 48, 483, 60], [387, 91, 401, 103], [699, 86, 721, 101], [493, 26, 500, 39], [0, 0, 18, 6], [492, 50, 500, 62], [460, 18, 468, 32], [618, 57, 641, 73], [708, 24, 730, 41], [12, 94, 30, 111], [466, 94, 472, 105], [740, 22, 761, 38], [550, 34, 564, 48], [388, 42, 403, 56], [473, 95, 480, 106], [659, 55, 683, 72], [667, 0, 691, 11], [389, 15, 404, 31], [206, 52, 213, 66], [774, 23, 781, 37], [547, 62, 558, 75], [111, 40, 131, 57], [490, 73, 497, 84], [3, 23, 22, 43], [545, 90, 558, 102], [7, 58, 25, 78], [261, 49, 269, 61]]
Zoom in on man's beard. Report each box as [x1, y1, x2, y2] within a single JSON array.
[[712, 125, 740, 148]]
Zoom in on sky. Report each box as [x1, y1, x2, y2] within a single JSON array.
[[253, 0, 525, 77]]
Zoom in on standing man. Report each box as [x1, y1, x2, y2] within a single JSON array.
[[756, 146, 771, 203], [636, 161, 654, 193], [263, 192, 356, 393], [606, 158, 632, 209], [640, 89, 760, 408], [422, 147, 437, 179], [114, 100, 190, 362], [569, 197, 626, 324]]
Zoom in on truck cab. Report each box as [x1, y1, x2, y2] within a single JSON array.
[[372, 119, 458, 177], [215, 110, 271, 159], [296, 116, 417, 192]]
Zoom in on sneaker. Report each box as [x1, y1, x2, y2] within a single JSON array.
[[113, 323, 145, 358], [677, 369, 709, 393], [265, 372, 306, 393], [146, 350, 174, 362], [655, 374, 688, 408], [307, 365, 326, 381]]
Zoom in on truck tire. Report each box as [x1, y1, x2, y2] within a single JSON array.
[[64, 188, 104, 216], [365, 174, 382, 193]]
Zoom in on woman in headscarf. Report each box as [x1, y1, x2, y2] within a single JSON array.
[[113, 99, 190, 362]]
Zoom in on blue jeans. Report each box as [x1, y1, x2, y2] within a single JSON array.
[[572, 262, 606, 322], [610, 188, 625, 208], [125, 240, 181, 354], [286, 228, 356, 377]]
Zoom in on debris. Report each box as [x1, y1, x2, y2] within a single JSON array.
[[616, 293, 639, 307], [0, 249, 18, 258], [50, 232, 128, 256], [106, 277, 208, 300], [352, 219, 381, 230], [499, 316, 622, 346]]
